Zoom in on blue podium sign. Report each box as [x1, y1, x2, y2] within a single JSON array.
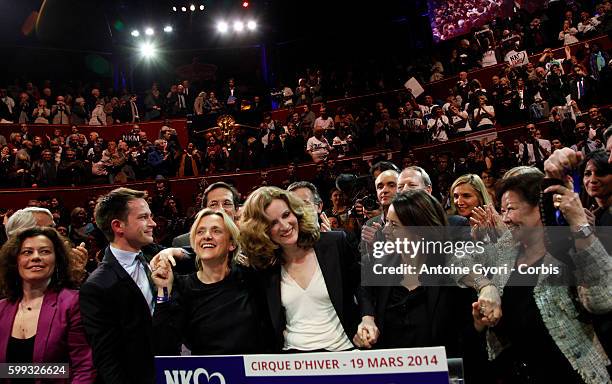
[[156, 347, 449, 384]]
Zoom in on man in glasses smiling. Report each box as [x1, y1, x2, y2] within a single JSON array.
[[172, 182, 240, 247]]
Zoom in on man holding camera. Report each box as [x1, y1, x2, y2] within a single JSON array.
[[359, 169, 398, 258], [51, 95, 71, 124]]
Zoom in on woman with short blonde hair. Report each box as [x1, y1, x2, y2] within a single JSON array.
[[151, 208, 270, 355], [189, 208, 242, 268]]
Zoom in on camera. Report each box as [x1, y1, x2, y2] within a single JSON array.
[[335, 173, 378, 218], [358, 195, 379, 211]]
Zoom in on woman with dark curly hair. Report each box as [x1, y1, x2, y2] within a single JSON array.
[[239, 186, 360, 352], [0, 226, 96, 383]]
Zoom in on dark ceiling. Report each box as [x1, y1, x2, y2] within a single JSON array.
[[0, 0, 431, 52]]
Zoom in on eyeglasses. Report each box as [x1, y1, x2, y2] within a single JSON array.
[[207, 200, 234, 209]]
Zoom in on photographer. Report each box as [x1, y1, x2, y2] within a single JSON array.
[[448, 103, 471, 135], [359, 169, 398, 260], [17, 92, 33, 124], [32, 99, 51, 124], [51, 95, 71, 124]]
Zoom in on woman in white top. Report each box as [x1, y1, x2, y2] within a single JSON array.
[[448, 104, 472, 134], [239, 187, 360, 352], [473, 95, 495, 130], [558, 20, 579, 45], [427, 106, 451, 142]]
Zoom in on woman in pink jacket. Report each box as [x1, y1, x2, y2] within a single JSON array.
[[0, 226, 96, 383]]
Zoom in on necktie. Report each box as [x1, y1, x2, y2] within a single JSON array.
[[135, 252, 155, 312], [578, 80, 584, 99]]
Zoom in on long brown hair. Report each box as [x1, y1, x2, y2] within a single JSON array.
[[239, 187, 319, 269]]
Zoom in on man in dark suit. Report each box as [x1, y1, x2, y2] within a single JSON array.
[[569, 64, 595, 110], [80, 188, 183, 384], [222, 78, 240, 113], [181, 80, 195, 114]]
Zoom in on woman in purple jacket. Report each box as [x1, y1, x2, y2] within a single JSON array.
[[0, 226, 96, 383]]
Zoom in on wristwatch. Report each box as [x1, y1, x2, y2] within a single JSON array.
[[571, 224, 594, 239]]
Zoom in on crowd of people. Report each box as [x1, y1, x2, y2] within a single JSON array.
[[0, 3, 609, 186], [1, 31, 612, 187], [430, 0, 512, 42], [1, 1, 612, 383], [0, 126, 610, 382]]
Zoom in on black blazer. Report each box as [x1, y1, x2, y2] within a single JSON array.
[[258, 231, 360, 352], [569, 76, 595, 108], [359, 282, 488, 383], [359, 281, 477, 355], [79, 247, 155, 384]]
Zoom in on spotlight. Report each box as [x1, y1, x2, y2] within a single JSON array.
[[233, 21, 244, 32], [181, 6, 187, 11], [164, 25, 173, 33], [217, 21, 229, 33], [190, 4, 195, 11], [247, 20, 256, 30], [139, 42, 156, 58], [242, 1, 249, 8], [199, 4, 205, 10], [172, 6, 177, 11], [145, 27, 154, 36], [131, 29, 140, 37]]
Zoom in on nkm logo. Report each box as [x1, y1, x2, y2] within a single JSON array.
[[164, 368, 226, 384]]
